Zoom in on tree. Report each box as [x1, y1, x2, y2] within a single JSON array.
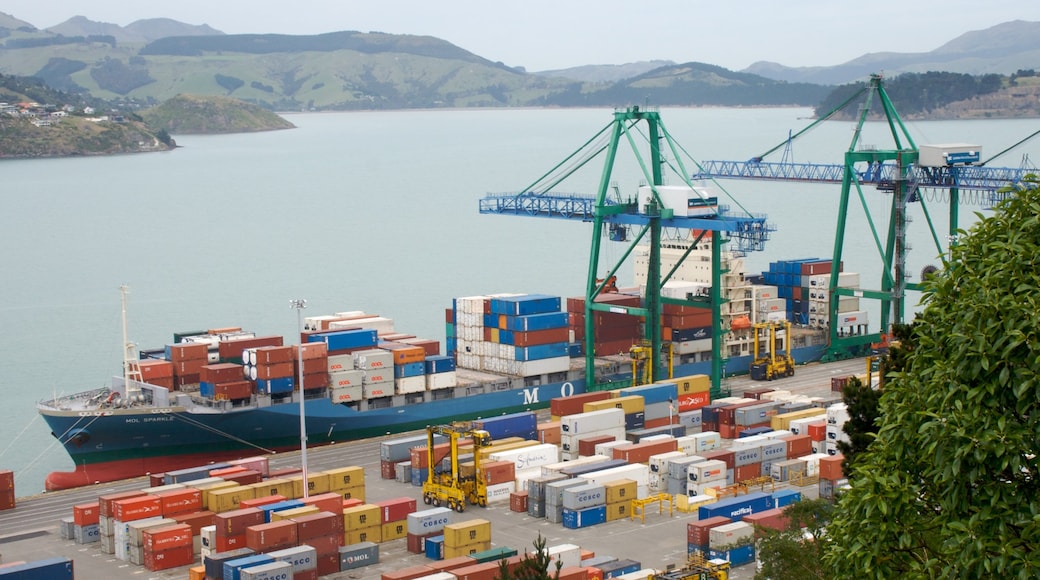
[[824, 175, 1040, 577], [755, 499, 835, 580], [496, 533, 562, 580]]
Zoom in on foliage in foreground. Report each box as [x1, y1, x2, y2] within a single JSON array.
[[496, 533, 561, 580], [754, 499, 835, 580], [823, 175, 1040, 577]]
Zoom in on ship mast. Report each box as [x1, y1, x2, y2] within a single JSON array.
[[121, 285, 142, 398]]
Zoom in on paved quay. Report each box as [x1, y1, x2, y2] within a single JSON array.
[[0, 359, 860, 578]]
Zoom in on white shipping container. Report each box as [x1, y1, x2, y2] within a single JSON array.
[[789, 417, 826, 436], [578, 463, 650, 489], [327, 354, 355, 373], [406, 507, 453, 535], [825, 425, 849, 444], [329, 316, 395, 334], [827, 403, 850, 425], [425, 371, 457, 390], [395, 376, 426, 395], [489, 443, 561, 470], [328, 369, 364, 388], [759, 390, 791, 402], [545, 543, 582, 569], [688, 460, 727, 483], [708, 521, 755, 550], [512, 355, 571, 376], [200, 525, 215, 550], [648, 471, 667, 492], [362, 382, 393, 399], [729, 434, 770, 450], [560, 408, 625, 435], [649, 451, 687, 474], [674, 339, 712, 355], [688, 481, 725, 496], [753, 285, 779, 300], [764, 429, 792, 440], [593, 439, 635, 458], [690, 431, 722, 452], [799, 453, 830, 478], [835, 310, 868, 327], [241, 561, 294, 580], [329, 385, 364, 403], [353, 349, 394, 371], [837, 296, 860, 313], [514, 467, 543, 491], [486, 481, 516, 504]]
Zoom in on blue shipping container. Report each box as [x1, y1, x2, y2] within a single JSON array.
[[473, 411, 538, 440], [257, 376, 294, 395], [424, 535, 444, 560], [310, 328, 378, 351], [514, 342, 569, 361], [708, 544, 756, 567], [224, 555, 275, 580], [205, 548, 254, 578], [739, 426, 774, 438], [558, 459, 629, 478], [627, 425, 686, 443], [624, 412, 645, 431], [0, 557, 74, 579], [620, 382, 678, 405], [490, 294, 562, 316], [672, 326, 711, 342], [165, 463, 228, 484], [200, 381, 216, 398], [506, 311, 570, 332], [562, 505, 606, 529], [596, 558, 642, 578], [698, 491, 773, 521], [261, 500, 305, 522], [393, 362, 425, 379], [772, 489, 802, 509], [568, 342, 583, 357], [411, 467, 428, 487]]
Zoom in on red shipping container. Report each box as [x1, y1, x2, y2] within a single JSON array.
[[807, 422, 827, 442], [210, 465, 248, 478], [481, 461, 516, 486], [316, 553, 339, 576], [201, 363, 245, 384], [819, 454, 845, 481], [677, 390, 710, 412], [240, 495, 287, 510], [699, 449, 736, 470], [293, 511, 342, 538], [687, 516, 733, 546], [303, 533, 342, 556], [0, 489, 13, 510], [511, 327, 570, 347], [99, 490, 147, 517], [168, 342, 208, 362], [172, 510, 216, 535], [144, 543, 194, 571], [214, 381, 253, 401], [224, 469, 263, 486], [558, 567, 590, 580], [550, 391, 613, 417], [138, 359, 175, 380], [293, 570, 319, 580], [174, 358, 208, 375], [174, 373, 201, 388], [451, 561, 503, 580], [734, 463, 762, 483], [143, 523, 193, 551], [296, 357, 327, 375], [157, 488, 202, 517], [301, 493, 344, 515], [342, 498, 363, 510], [293, 342, 328, 361], [743, 507, 790, 534], [538, 421, 561, 444], [644, 416, 678, 429], [782, 434, 813, 459], [719, 423, 737, 439], [380, 460, 396, 480], [510, 491, 528, 513], [255, 361, 294, 380], [246, 520, 298, 551], [612, 439, 678, 464], [586, 567, 604, 580], [301, 371, 328, 389], [149, 473, 165, 487], [577, 434, 618, 457], [73, 502, 100, 526], [743, 387, 775, 400], [228, 456, 270, 477], [219, 335, 283, 361], [718, 400, 761, 425], [400, 338, 440, 356], [215, 507, 265, 536], [215, 532, 246, 552], [375, 497, 416, 524], [113, 495, 162, 522], [406, 531, 441, 554], [427, 556, 481, 573], [254, 345, 295, 365]]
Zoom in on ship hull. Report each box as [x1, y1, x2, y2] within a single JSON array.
[[40, 346, 828, 490]]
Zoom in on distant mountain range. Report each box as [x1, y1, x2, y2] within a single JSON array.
[[0, 12, 1037, 113]]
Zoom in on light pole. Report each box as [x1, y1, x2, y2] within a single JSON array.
[[290, 298, 309, 499]]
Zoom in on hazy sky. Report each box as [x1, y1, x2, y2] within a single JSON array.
[[4, 1, 1036, 72]]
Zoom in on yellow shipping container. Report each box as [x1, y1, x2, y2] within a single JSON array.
[[290, 473, 331, 498], [444, 541, 492, 559], [380, 520, 408, 541], [271, 505, 320, 521], [606, 502, 630, 521], [604, 479, 638, 504], [442, 518, 491, 547], [188, 565, 206, 580], [344, 525, 381, 545], [339, 486, 366, 503], [676, 494, 717, 513], [195, 481, 236, 510], [325, 466, 365, 490], [343, 504, 381, 531], [673, 374, 710, 395], [208, 485, 256, 513], [585, 395, 644, 414], [770, 407, 826, 431], [248, 477, 296, 500]]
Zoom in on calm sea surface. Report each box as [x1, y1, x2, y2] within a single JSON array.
[[1, 107, 1033, 494]]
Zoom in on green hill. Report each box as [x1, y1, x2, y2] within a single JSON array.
[[140, 94, 295, 134]]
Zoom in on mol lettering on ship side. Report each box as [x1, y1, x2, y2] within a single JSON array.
[[523, 382, 575, 405]]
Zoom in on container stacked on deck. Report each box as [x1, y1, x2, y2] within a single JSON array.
[[167, 341, 209, 390], [567, 292, 643, 357], [660, 295, 714, 355], [136, 358, 175, 389], [243, 345, 295, 396], [200, 362, 251, 402]]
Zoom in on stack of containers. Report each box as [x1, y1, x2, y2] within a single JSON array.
[[525, 474, 568, 519], [760, 258, 837, 325], [217, 334, 283, 365], [440, 519, 492, 559], [424, 354, 457, 391], [122, 515, 177, 564], [667, 455, 705, 497], [71, 502, 100, 544], [487, 445, 558, 502], [343, 503, 381, 545], [354, 346, 394, 399], [376, 497, 415, 545], [561, 482, 607, 529], [687, 516, 733, 555], [98, 490, 146, 554], [662, 301, 713, 355], [818, 454, 848, 500], [730, 399, 783, 438], [759, 435, 789, 478], [480, 294, 571, 376], [687, 459, 727, 496], [707, 521, 756, 567], [405, 507, 453, 554], [110, 494, 164, 560], [409, 437, 472, 485], [753, 284, 786, 324], [215, 507, 265, 552], [567, 292, 644, 357], [731, 437, 765, 483], [294, 511, 344, 576], [135, 359, 175, 389], [381, 342, 427, 395], [826, 403, 851, 455], [244, 345, 295, 396], [698, 491, 774, 522], [380, 433, 443, 480], [771, 407, 827, 433], [199, 362, 251, 401], [167, 342, 209, 390], [578, 463, 651, 501], [142, 523, 194, 571], [544, 479, 586, 524], [648, 451, 687, 492], [699, 397, 747, 432], [715, 399, 763, 439], [807, 271, 861, 328], [327, 345, 364, 403], [673, 374, 712, 413], [449, 295, 494, 369], [559, 408, 626, 461], [788, 415, 827, 438], [291, 342, 330, 391], [620, 382, 679, 429], [585, 395, 645, 431], [612, 437, 679, 465], [603, 479, 637, 522]]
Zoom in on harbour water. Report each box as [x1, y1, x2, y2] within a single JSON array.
[[1, 106, 1031, 495]]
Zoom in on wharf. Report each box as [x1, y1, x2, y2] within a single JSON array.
[[0, 359, 862, 579]]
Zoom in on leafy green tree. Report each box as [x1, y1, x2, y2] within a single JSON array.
[[824, 175, 1040, 578], [755, 499, 835, 580], [835, 375, 879, 473], [496, 533, 562, 580]]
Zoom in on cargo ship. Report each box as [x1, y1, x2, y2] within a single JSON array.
[[38, 251, 859, 491]]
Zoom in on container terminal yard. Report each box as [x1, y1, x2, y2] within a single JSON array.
[[0, 358, 864, 580]]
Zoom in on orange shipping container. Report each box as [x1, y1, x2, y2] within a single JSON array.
[[142, 523, 193, 551], [156, 488, 202, 517], [174, 358, 207, 376], [293, 342, 329, 360], [819, 454, 845, 481], [167, 342, 208, 362], [253, 345, 295, 365], [218, 335, 283, 361], [113, 495, 162, 522], [99, 490, 147, 517], [380, 565, 437, 580], [612, 439, 678, 463], [73, 502, 100, 526], [246, 520, 298, 551], [807, 422, 827, 441], [255, 361, 294, 380], [383, 344, 426, 365], [138, 359, 174, 380], [537, 421, 561, 445], [200, 363, 245, 384], [678, 390, 710, 412]]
